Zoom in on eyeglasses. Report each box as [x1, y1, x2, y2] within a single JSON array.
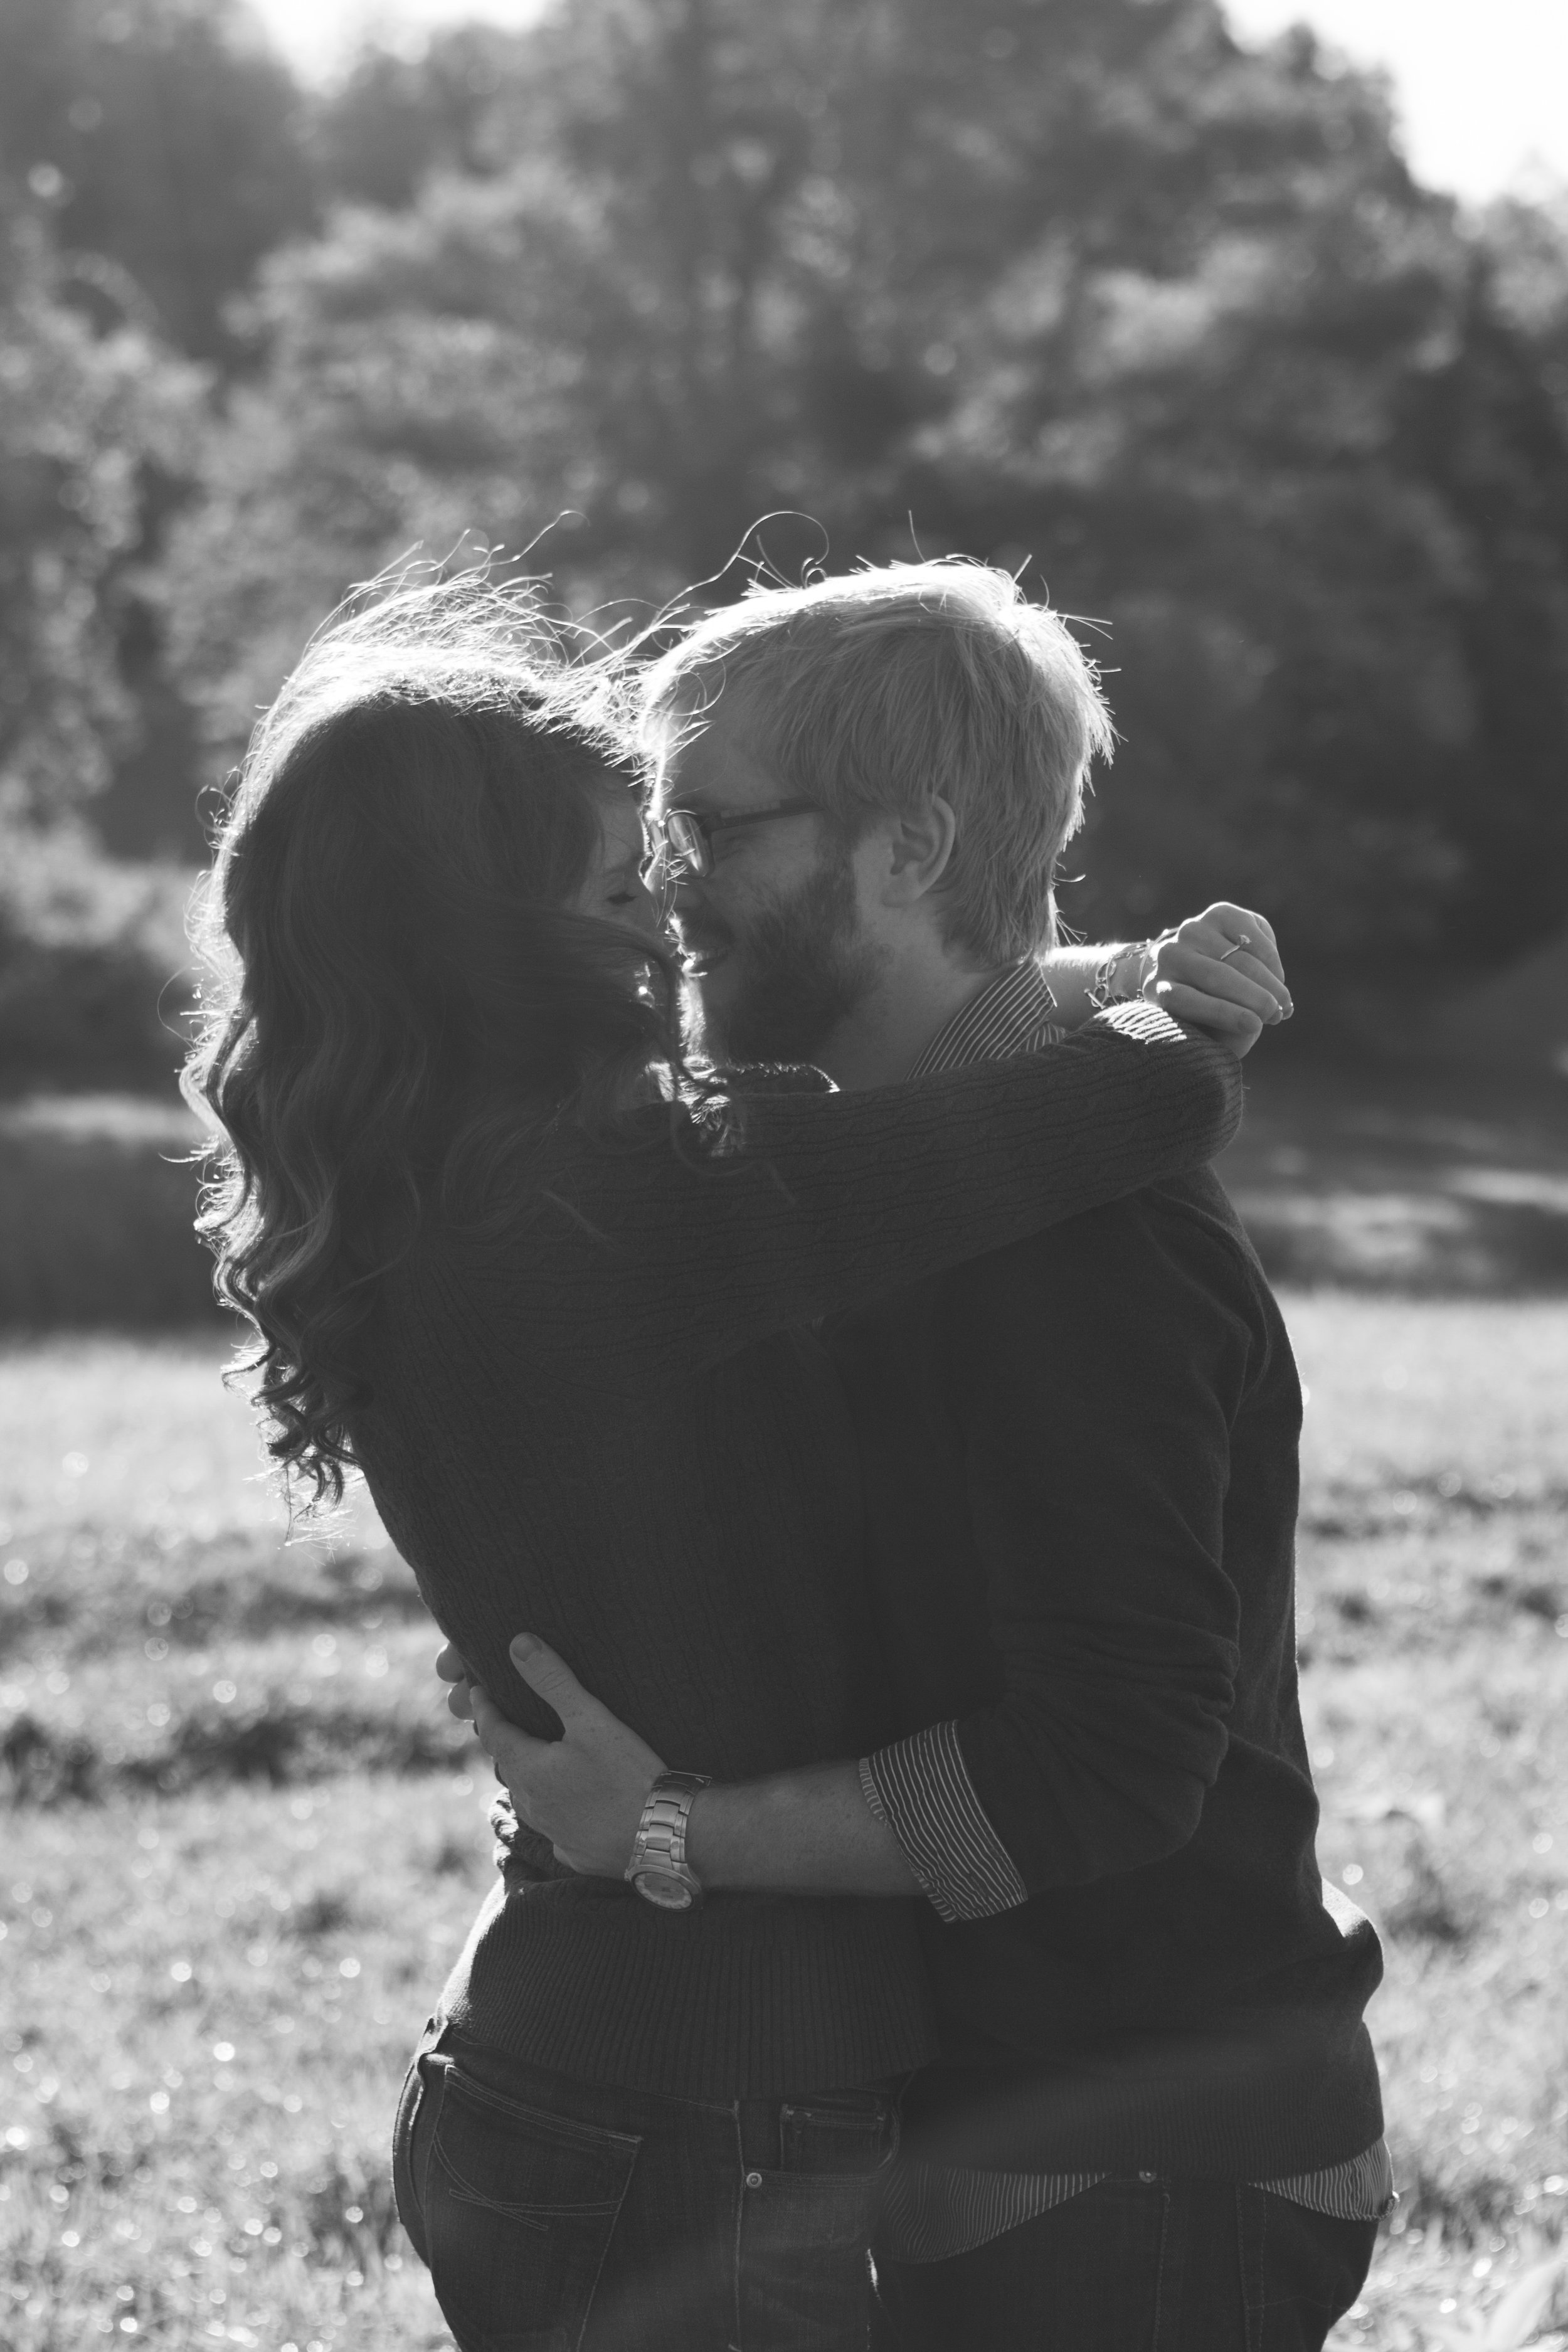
[[640, 798, 822, 887]]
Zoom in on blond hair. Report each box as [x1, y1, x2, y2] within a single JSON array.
[[642, 560, 1113, 963]]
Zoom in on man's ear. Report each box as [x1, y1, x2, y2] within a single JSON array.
[[881, 795, 958, 906]]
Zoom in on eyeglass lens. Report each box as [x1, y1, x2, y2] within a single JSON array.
[[664, 812, 709, 875], [642, 811, 710, 882]]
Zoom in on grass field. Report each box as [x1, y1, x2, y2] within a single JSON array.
[[2, 1303, 1566, 2349]]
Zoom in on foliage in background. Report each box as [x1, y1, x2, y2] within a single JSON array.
[[0, 0, 315, 364], [0, 0, 321, 868], [162, 0, 1568, 977], [3, 0, 1568, 1094], [0, 212, 204, 829], [1485, 189, 1568, 400]]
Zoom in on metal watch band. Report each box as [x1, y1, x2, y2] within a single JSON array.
[[626, 1771, 713, 1912]]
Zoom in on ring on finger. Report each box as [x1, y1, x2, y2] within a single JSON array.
[[1218, 935, 1252, 962]]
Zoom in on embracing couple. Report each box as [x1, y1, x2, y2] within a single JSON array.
[[192, 558, 1387, 2351]]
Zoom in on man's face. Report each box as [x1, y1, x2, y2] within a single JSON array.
[[654, 701, 887, 1067]]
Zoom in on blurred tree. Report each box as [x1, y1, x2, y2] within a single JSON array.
[[926, 139, 1568, 965], [0, 204, 206, 1095], [1481, 191, 1568, 415], [0, 208, 205, 825], [311, 24, 532, 210], [0, 1, 307, 862], [0, 0, 314, 363], [157, 0, 1568, 975]]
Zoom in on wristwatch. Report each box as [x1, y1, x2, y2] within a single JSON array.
[[625, 1771, 713, 1911]]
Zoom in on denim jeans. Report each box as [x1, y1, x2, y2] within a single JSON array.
[[871, 2174, 1379, 2352], [391, 2017, 903, 2352]]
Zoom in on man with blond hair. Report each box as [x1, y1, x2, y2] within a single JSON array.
[[453, 561, 1388, 2349]]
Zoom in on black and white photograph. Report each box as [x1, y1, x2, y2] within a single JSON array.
[[1, 1, 1566, 2346]]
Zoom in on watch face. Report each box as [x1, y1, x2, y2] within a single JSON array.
[[633, 1869, 694, 1911]]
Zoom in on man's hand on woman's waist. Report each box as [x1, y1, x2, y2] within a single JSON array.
[[437, 1633, 919, 1897], [438, 1634, 666, 1879]]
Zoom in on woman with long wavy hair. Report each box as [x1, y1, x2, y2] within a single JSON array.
[[188, 579, 1242, 2352]]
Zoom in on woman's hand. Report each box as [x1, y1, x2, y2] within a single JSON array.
[[1145, 904, 1291, 1057], [465, 1636, 669, 1880]]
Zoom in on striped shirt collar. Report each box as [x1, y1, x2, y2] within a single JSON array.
[[907, 960, 1061, 1078]]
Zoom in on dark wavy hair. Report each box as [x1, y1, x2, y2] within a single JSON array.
[[186, 580, 694, 1506]]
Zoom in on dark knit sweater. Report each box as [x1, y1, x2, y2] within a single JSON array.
[[348, 1007, 1241, 2099], [828, 1169, 1385, 2173]]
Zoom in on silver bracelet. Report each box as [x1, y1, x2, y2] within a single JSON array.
[[1086, 940, 1154, 1014]]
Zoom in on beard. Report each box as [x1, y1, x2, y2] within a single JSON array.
[[679, 845, 887, 1069]]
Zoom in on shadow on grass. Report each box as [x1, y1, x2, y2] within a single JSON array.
[[0, 1538, 427, 1650], [1, 1696, 470, 1804], [1223, 1051, 1568, 1294], [0, 1095, 218, 1327]]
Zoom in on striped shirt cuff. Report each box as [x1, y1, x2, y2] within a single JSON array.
[[861, 1722, 1030, 1922]]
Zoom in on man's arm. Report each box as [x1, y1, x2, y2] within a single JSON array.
[[453, 1194, 1254, 1902], [450, 1638, 919, 1891], [687, 1762, 921, 1894], [705, 1194, 1251, 1907], [853, 1193, 1250, 1915]]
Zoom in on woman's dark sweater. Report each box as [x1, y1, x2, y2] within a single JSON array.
[[347, 1005, 1242, 2099]]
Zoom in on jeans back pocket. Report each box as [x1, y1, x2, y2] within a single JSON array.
[[391, 2019, 445, 2269], [423, 2058, 640, 2352]]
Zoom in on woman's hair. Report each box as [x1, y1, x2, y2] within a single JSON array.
[[186, 577, 687, 1506]]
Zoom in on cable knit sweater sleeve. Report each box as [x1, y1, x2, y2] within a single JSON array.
[[520, 1003, 1243, 1374]]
